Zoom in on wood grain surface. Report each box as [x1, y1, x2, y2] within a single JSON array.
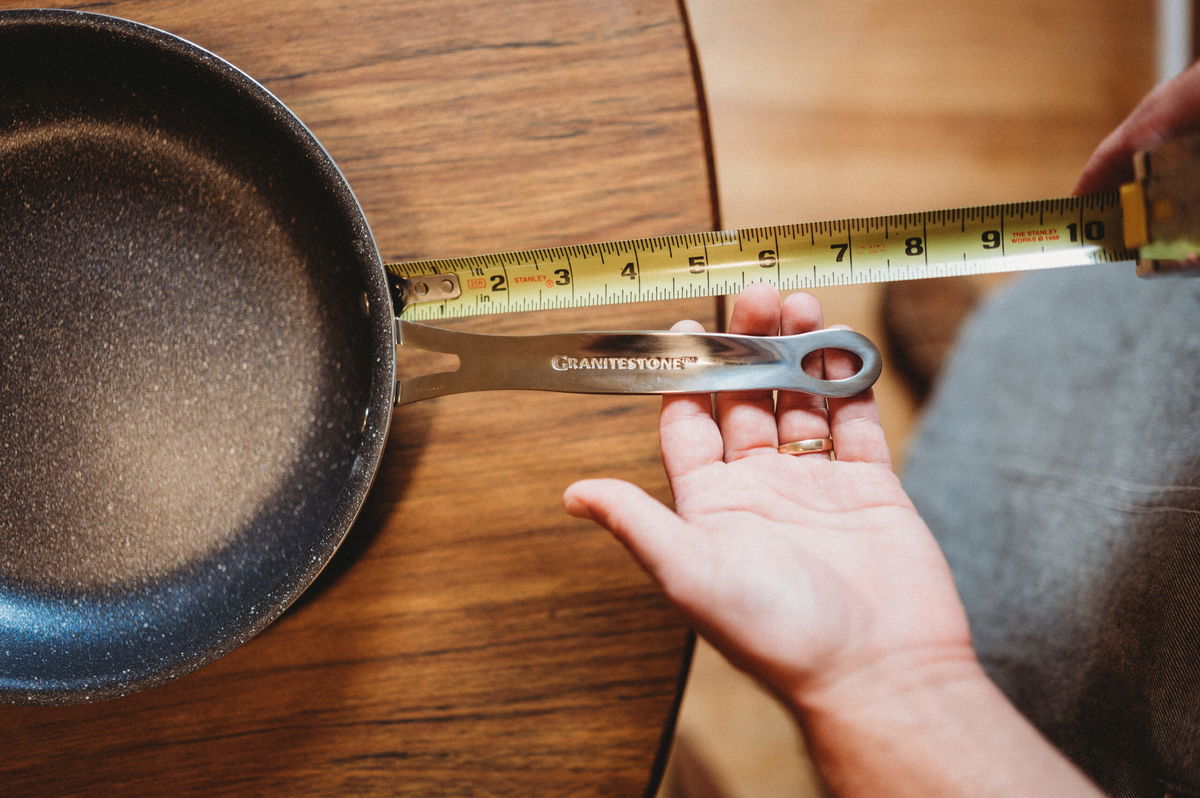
[[0, 1, 716, 794]]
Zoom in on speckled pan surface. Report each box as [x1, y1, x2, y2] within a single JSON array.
[[0, 9, 395, 703]]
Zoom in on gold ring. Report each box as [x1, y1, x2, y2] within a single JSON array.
[[778, 438, 834, 457]]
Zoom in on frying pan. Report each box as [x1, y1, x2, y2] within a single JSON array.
[[0, 9, 880, 703]]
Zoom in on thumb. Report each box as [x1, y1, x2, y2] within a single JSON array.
[[564, 478, 692, 584]]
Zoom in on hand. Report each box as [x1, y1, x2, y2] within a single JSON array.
[[1075, 59, 1200, 193], [563, 284, 973, 706]]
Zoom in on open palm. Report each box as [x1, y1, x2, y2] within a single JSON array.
[[564, 285, 972, 702]]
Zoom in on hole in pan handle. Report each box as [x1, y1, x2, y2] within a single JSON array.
[[393, 320, 881, 405]]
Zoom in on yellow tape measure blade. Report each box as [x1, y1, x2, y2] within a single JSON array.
[[388, 192, 1133, 320]]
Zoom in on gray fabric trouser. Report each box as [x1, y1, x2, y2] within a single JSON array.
[[901, 262, 1200, 797]]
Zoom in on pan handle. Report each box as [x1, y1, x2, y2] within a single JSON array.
[[393, 320, 881, 406]]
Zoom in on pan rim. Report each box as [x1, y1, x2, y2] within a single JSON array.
[[0, 8, 396, 703]]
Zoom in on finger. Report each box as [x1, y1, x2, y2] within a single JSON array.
[[563, 478, 694, 587], [1075, 60, 1200, 193], [716, 283, 783, 461], [660, 319, 724, 479], [774, 291, 831, 446], [824, 324, 892, 468]]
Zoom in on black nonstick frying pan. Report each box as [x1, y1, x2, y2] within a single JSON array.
[[0, 9, 879, 703]]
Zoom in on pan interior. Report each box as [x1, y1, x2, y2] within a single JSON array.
[[0, 12, 388, 700]]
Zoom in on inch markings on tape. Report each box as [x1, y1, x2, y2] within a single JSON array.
[[386, 191, 1133, 320]]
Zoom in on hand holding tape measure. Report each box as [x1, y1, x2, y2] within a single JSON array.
[[389, 133, 1200, 324]]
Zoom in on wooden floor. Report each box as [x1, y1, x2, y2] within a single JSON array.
[[662, 1, 1157, 795]]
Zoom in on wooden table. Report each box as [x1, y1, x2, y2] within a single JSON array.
[[0, 1, 716, 794]]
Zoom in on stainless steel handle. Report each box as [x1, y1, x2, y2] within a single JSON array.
[[393, 319, 881, 406]]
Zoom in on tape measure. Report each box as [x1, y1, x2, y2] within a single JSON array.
[[388, 192, 1132, 320]]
